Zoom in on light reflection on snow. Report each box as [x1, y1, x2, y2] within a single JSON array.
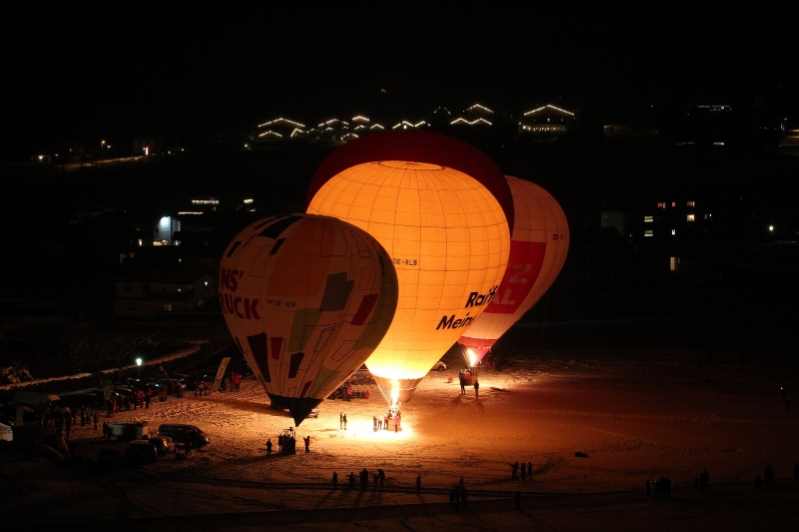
[[341, 416, 414, 442]]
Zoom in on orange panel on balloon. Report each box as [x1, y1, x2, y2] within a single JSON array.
[[307, 161, 510, 381]]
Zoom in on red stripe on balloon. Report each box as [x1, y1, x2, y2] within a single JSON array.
[[351, 294, 378, 325], [486, 240, 546, 314]]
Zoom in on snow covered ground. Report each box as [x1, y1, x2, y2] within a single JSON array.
[[3, 353, 799, 529]]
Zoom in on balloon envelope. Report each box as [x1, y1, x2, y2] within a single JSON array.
[[308, 157, 510, 402], [219, 214, 398, 424], [458, 176, 569, 364]]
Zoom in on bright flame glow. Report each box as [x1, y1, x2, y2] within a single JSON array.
[[466, 348, 479, 367], [390, 379, 400, 409]]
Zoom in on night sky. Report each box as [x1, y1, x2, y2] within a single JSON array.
[[3, 6, 794, 160]]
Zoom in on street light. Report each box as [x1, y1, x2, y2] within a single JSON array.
[[135, 357, 143, 367]]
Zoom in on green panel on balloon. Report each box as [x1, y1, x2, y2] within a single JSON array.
[[320, 272, 354, 311], [288, 309, 321, 353]]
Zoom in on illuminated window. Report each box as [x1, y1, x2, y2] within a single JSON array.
[[243, 198, 254, 205], [191, 198, 220, 205], [656, 201, 667, 209], [671, 201, 676, 208], [644, 230, 654, 238], [686, 213, 696, 222], [671, 228, 677, 236], [669, 256, 680, 272], [686, 200, 696, 208], [643, 215, 654, 223]]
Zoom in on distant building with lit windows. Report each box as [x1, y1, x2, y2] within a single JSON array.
[[518, 104, 576, 138], [253, 117, 308, 143], [450, 102, 494, 128]]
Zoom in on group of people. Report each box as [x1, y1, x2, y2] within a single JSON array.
[[338, 412, 348, 430], [330, 471, 424, 493], [373, 410, 401, 432], [511, 461, 534, 480], [458, 369, 480, 398], [266, 428, 311, 455], [336, 468, 388, 490], [192, 381, 212, 396]]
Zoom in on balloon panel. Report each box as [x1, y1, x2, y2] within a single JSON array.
[[307, 161, 510, 380], [459, 176, 569, 355], [219, 215, 397, 405]]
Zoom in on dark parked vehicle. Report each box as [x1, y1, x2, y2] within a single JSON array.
[[158, 424, 209, 449]]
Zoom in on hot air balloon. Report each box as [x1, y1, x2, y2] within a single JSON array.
[[219, 214, 398, 425], [306, 132, 512, 404], [458, 176, 569, 367]]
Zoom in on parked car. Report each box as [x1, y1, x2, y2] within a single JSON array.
[[158, 424, 209, 449]]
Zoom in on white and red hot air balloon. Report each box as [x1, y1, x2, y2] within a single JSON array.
[[458, 176, 569, 366]]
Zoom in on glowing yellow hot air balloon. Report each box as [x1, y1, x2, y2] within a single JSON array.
[[219, 214, 398, 424], [306, 132, 512, 403], [459, 176, 569, 366]]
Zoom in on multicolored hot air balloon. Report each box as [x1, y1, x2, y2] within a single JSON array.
[[307, 132, 512, 404], [458, 176, 569, 366], [219, 214, 398, 425]]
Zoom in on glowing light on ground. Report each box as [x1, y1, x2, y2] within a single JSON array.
[[340, 415, 414, 442]]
